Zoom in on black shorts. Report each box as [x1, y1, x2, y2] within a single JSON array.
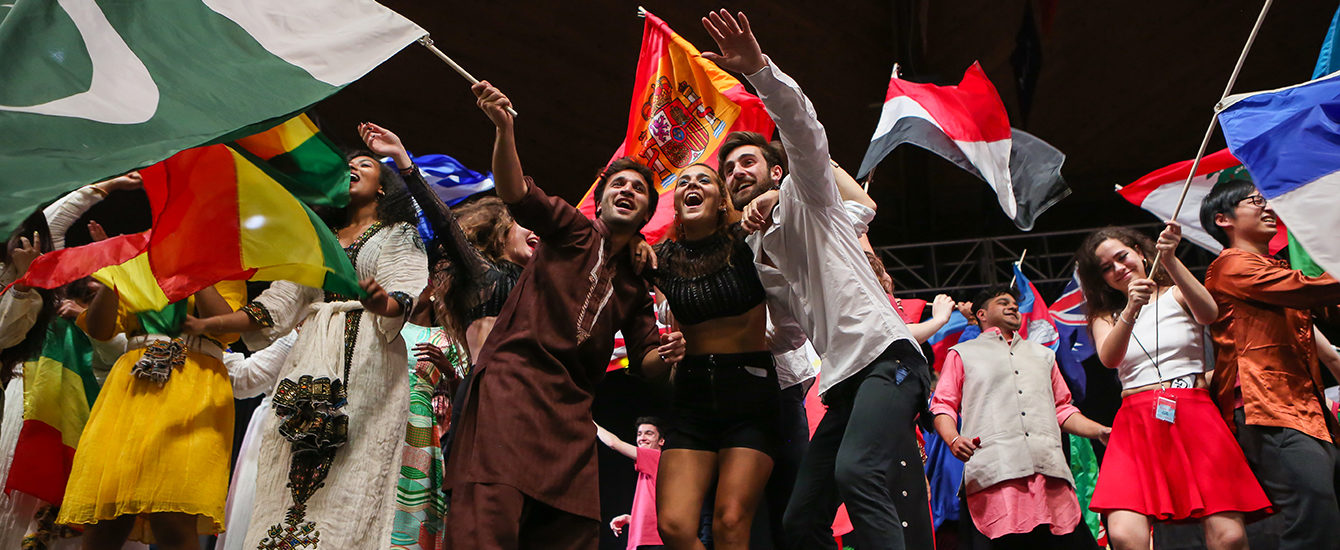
[[664, 351, 781, 457]]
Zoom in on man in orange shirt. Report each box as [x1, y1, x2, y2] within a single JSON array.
[[1200, 178, 1340, 549]]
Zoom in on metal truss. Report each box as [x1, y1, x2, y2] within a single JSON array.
[[873, 223, 1217, 300]]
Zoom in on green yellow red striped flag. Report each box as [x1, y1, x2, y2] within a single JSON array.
[[17, 115, 363, 312], [4, 318, 99, 504]]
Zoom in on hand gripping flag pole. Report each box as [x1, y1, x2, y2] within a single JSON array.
[[417, 36, 519, 117], [1146, 0, 1273, 279]]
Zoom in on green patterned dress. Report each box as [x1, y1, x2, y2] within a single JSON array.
[[391, 323, 466, 550]]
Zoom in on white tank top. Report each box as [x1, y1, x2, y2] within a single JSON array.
[[1117, 289, 1207, 390]]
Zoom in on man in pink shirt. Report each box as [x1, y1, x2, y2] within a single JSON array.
[[598, 418, 665, 550], [930, 286, 1109, 549]]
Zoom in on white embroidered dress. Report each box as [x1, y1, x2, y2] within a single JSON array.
[[241, 222, 427, 550]]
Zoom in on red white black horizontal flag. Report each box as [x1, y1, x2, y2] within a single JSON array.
[[856, 63, 1068, 231]]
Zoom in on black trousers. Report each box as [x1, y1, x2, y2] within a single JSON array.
[[763, 383, 810, 550], [781, 340, 933, 550], [1234, 408, 1340, 550], [956, 488, 1099, 550]]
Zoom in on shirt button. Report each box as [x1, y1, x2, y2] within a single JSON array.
[[1018, 390, 1023, 394], [902, 521, 909, 528], [1021, 411, 1026, 416], [1025, 432, 1030, 436], [1014, 370, 1020, 375], [901, 490, 908, 497], [900, 460, 907, 467]]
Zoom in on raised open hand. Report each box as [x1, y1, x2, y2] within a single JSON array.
[[358, 122, 412, 169], [700, 10, 765, 75]]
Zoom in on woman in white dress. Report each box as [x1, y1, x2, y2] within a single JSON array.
[[186, 150, 427, 549]]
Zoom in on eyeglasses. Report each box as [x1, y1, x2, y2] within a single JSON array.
[[1238, 195, 1267, 208]]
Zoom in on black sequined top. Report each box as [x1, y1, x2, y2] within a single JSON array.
[[466, 260, 523, 322], [651, 224, 766, 326]]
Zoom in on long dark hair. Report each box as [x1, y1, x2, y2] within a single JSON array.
[[0, 210, 56, 386], [315, 151, 418, 230], [1075, 226, 1174, 324]]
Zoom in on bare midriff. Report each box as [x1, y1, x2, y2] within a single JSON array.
[[678, 303, 769, 356]]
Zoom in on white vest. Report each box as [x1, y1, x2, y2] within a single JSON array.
[[953, 331, 1074, 494]]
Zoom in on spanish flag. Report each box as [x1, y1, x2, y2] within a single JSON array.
[[577, 10, 775, 243], [4, 318, 99, 504], [18, 115, 362, 312]]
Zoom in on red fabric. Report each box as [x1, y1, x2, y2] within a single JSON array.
[[890, 295, 926, 325], [628, 448, 662, 548], [16, 232, 148, 290], [1090, 388, 1273, 520], [3, 420, 75, 504], [142, 145, 250, 301], [882, 63, 1011, 142]]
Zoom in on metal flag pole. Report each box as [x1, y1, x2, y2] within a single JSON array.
[[1146, 0, 1273, 279], [417, 36, 518, 117]]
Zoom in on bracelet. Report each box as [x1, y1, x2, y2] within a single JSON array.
[[398, 163, 416, 176], [1118, 314, 1134, 326], [950, 435, 960, 445], [87, 184, 109, 198]]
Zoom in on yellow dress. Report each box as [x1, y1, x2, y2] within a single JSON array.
[[57, 281, 244, 542]]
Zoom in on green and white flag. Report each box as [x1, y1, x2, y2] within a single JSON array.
[[0, 0, 426, 229]]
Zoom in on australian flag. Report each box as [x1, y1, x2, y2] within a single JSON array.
[[1048, 271, 1095, 401]]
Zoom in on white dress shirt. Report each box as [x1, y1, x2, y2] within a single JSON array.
[[744, 57, 919, 398]]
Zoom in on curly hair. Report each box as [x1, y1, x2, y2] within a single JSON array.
[[315, 151, 418, 230], [1074, 226, 1174, 324], [452, 196, 517, 266]]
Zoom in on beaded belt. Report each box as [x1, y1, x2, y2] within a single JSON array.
[[125, 334, 224, 385]]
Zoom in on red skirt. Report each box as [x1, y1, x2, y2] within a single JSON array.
[[1090, 387, 1272, 521]]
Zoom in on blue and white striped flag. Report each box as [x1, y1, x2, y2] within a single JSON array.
[[1218, 71, 1340, 276]]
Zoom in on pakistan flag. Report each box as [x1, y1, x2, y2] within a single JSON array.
[[0, 0, 425, 230]]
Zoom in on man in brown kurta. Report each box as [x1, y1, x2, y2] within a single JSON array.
[[447, 82, 680, 549], [1200, 179, 1340, 549]]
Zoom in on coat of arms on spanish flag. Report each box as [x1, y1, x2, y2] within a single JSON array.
[[578, 9, 775, 243]]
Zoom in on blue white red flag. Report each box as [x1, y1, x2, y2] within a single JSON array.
[[1049, 272, 1095, 401], [927, 312, 980, 372], [1218, 71, 1340, 277], [1013, 264, 1059, 350]]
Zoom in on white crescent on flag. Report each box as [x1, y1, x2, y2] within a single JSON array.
[[0, 0, 159, 124]]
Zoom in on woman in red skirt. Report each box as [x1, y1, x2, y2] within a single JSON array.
[[1076, 222, 1270, 550]]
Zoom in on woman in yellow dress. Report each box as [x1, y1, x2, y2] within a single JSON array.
[[59, 279, 244, 550]]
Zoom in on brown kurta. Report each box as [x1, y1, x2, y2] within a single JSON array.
[[1205, 248, 1340, 443], [445, 180, 660, 520]]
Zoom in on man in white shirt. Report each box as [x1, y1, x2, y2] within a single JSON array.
[[702, 10, 932, 550]]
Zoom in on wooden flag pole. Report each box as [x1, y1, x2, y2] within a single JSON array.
[[417, 36, 518, 117], [1146, 0, 1272, 279], [1011, 249, 1028, 288]]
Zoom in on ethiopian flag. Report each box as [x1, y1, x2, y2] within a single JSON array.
[[577, 10, 775, 243], [4, 318, 99, 504], [18, 116, 363, 312], [0, 0, 425, 231]]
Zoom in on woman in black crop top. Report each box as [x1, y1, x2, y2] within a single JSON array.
[[648, 164, 779, 550]]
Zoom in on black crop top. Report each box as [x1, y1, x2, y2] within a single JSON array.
[[650, 224, 766, 326], [466, 260, 522, 322]]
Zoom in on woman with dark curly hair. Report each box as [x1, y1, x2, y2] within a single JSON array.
[[1075, 223, 1270, 550], [185, 141, 428, 549]]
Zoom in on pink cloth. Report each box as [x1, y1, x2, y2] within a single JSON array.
[[928, 328, 1082, 538], [627, 447, 662, 548]]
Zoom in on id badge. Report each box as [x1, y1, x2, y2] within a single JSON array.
[[1154, 395, 1177, 424]]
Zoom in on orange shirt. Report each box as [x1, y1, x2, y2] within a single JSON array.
[[1205, 248, 1340, 443]]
